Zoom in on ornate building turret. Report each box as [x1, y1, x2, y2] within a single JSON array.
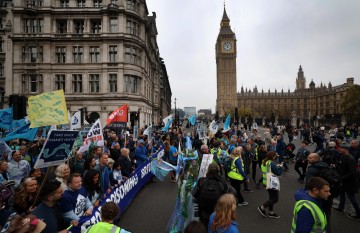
[[216, 6, 237, 116], [296, 65, 306, 90]]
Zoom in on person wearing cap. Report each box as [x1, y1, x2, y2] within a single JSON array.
[[294, 141, 310, 184], [32, 179, 69, 233], [135, 139, 149, 168], [332, 144, 360, 220], [319, 141, 341, 168], [84, 202, 131, 233]]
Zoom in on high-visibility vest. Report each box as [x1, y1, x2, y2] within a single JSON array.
[[227, 157, 245, 181], [261, 160, 272, 185], [291, 200, 327, 233], [85, 222, 121, 233]]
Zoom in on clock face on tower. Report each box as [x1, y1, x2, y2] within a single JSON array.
[[223, 41, 233, 52]]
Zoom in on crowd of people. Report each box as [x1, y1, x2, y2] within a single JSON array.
[[0, 121, 359, 233]]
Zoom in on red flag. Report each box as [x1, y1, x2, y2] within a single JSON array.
[[107, 104, 128, 125]]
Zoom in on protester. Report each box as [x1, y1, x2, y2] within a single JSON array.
[[291, 177, 330, 233], [208, 193, 239, 233], [169, 140, 180, 182], [68, 152, 84, 175], [294, 141, 310, 184], [227, 146, 249, 206], [276, 133, 288, 171], [192, 163, 229, 228], [258, 151, 283, 218], [55, 163, 70, 191], [8, 150, 31, 187], [135, 139, 149, 168], [94, 153, 112, 195], [332, 145, 360, 219], [118, 148, 133, 178], [84, 201, 131, 233], [0, 160, 14, 187], [13, 177, 38, 215], [32, 179, 68, 233], [83, 154, 96, 178], [29, 168, 44, 185], [83, 169, 102, 208], [60, 173, 93, 222]]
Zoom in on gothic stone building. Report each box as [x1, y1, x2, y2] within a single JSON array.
[[239, 66, 355, 125], [1, 0, 172, 128], [216, 7, 355, 126]]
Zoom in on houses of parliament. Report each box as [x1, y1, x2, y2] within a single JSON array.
[[216, 7, 356, 125]]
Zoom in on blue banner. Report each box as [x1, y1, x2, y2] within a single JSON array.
[[12, 118, 26, 129], [161, 117, 173, 132], [34, 130, 79, 169], [1, 123, 38, 142], [223, 114, 231, 132], [69, 160, 154, 233], [0, 107, 13, 130], [188, 114, 196, 126]]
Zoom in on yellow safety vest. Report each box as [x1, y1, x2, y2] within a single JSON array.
[[85, 222, 121, 233], [291, 200, 327, 233], [261, 160, 272, 185], [227, 157, 245, 181]]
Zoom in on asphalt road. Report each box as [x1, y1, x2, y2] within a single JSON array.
[[118, 128, 360, 233]]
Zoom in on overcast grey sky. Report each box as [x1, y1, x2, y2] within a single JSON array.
[[147, 0, 360, 112]]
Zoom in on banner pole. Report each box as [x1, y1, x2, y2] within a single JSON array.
[[32, 166, 54, 208]]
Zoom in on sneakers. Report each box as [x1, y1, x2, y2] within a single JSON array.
[[257, 206, 267, 217], [347, 214, 360, 220], [244, 189, 253, 193], [332, 207, 344, 215], [237, 201, 249, 207], [268, 213, 280, 218]]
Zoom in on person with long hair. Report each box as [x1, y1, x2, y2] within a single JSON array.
[[227, 146, 249, 207], [55, 164, 70, 191], [83, 169, 102, 208], [256, 144, 268, 188], [13, 177, 38, 215], [208, 193, 239, 233], [118, 148, 133, 178], [257, 151, 283, 218], [83, 154, 96, 179]]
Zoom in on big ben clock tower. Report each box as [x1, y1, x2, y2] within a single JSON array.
[[216, 7, 237, 116]]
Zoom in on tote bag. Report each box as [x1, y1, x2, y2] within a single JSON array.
[[266, 162, 280, 191]]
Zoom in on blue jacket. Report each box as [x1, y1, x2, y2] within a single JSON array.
[[135, 145, 148, 167], [208, 212, 239, 233], [276, 139, 286, 156], [293, 189, 325, 233]]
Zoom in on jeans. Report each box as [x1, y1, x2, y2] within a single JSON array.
[[263, 189, 279, 211], [338, 190, 360, 216]]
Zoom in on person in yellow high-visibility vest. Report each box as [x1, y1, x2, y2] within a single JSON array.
[[290, 177, 330, 233], [258, 151, 283, 218], [227, 146, 249, 207], [85, 202, 131, 233]]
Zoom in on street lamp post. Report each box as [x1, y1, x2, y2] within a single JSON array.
[[174, 97, 177, 129]]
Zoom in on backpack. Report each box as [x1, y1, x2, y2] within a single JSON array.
[[199, 178, 226, 209], [319, 167, 341, 198], [223, 156, 234, 173]]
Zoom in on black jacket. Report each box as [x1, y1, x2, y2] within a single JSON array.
[[338, 153, 358, 194]]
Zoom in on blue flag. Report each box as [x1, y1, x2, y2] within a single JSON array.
[[223, 114, 231, 132], [0, 107, 13, 130], [188, 114, 196, 126], [1, 123, 38, 142], [12, 118, 26, 129], [161, 117, 173, 132]]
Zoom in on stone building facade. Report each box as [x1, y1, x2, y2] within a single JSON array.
[[1, 0, 171, 128], [239, 66, 355, 125]]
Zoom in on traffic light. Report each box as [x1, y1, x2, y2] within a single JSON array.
[[9, 95, 27, 120]]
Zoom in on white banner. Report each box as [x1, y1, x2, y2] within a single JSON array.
[[78, 119, 104, 153], [162, 114, 173, 125], [209, 120, 219, 134], [143, 124, 152, 136], [198, 154, 214, 178], [70, 111, 81, 130]]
